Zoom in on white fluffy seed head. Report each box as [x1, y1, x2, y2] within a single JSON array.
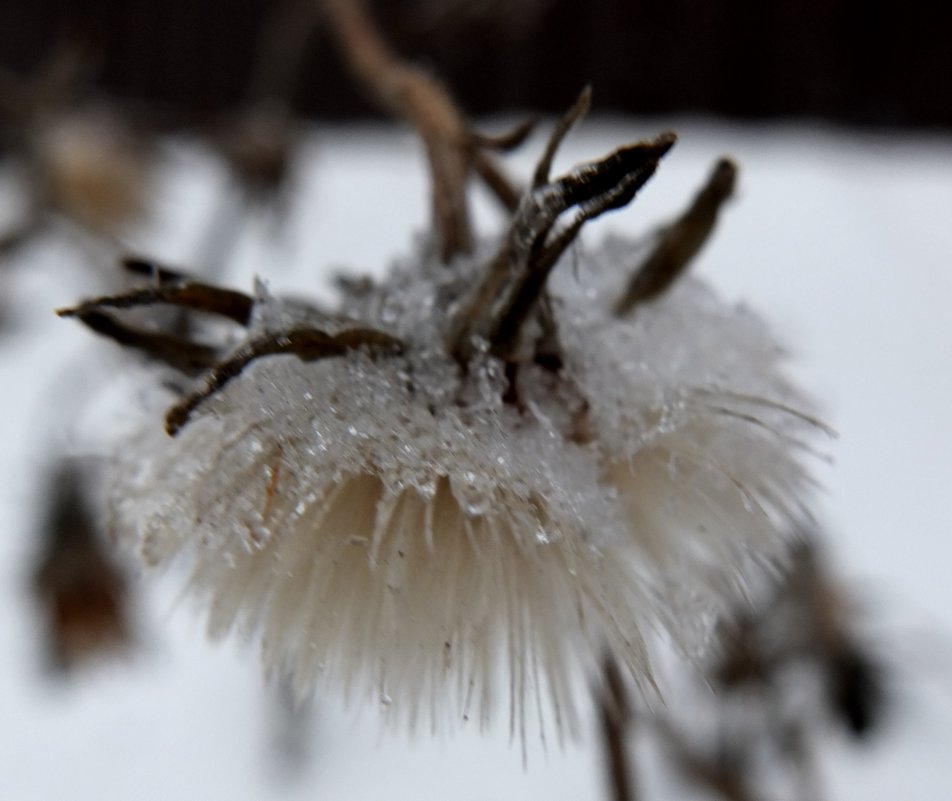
[[107, 235, 824, 739]]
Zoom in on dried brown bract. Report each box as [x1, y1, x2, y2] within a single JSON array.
[[615, 157, 737, 316]]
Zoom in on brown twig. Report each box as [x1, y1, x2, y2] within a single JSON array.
[[58, 280, 255, 326], [321, 0, 524, 262], [448, 104, 675, 362], [614, 157, 737, 316], [165, 325, 403, 435], [58, 309, 220, 375], [598, 653, 638, 801], [532, 85, 591, 188]]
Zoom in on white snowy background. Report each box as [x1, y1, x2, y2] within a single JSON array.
[[1, 118, 951, 799]]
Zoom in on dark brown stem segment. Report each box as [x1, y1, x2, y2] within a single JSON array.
[[321, 0, 523, 262], [598, 653, 638, 801], [614, 157, 737, 316], [449, 119, 675, 363], [58, 280, 255, 326], [58, 309, 221, 375], [165, 326, 403, 435], [322, 0, 470, 260]]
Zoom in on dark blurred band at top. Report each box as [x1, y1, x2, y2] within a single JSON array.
[[1, 0, 949, 129]]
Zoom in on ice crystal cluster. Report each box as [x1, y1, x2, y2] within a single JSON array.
[[104, 228, 822, 736]]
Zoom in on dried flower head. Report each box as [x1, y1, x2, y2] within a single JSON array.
[[62, 105, 825, 739]]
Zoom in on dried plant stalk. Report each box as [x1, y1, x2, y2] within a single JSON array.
[[32, 459, 131, 672], [598, 654, 638, 801], [615, 158, 737, 316], [321, 0, 523, 261]]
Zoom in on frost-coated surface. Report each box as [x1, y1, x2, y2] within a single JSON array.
[[109, 228, 821, 736]]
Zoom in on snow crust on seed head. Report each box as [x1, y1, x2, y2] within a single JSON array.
[[107, 235, 824, 740]]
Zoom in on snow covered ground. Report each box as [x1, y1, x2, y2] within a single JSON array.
[[1, 118, 951, 800]]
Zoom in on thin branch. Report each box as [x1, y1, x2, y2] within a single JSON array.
[[469, 117, 537, 152], [321, 0, 523, 262], [121, 257, 190, 284], [165, 325, 403, 435], [532, 85, 591, 189], [61, 309, 220, 375], [471, 151, 522, 212], [598, 653, 637, 801], [449, 129, 676, 362], [615, 157, 737, 316], [58, 281, 255, 326]]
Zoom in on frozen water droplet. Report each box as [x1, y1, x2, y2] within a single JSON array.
[[380, 297, 402, 324], [535, 528, 551, 545], [462, 499, 487, 517], [469, 336, 489, 355], [417, 479, 437, 501], [667, 454, 680, 479], [248, 524, 270, 549], [380, 692, 392, 707]]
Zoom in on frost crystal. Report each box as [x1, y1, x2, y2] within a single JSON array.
[[105, 232, 823, 738]]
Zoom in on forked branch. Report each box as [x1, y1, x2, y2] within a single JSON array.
[[58, 262, 404, 436], [449, 91, 675, 362]]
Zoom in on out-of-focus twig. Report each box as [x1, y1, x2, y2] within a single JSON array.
[[31, 458, 131, 673], [598, 653, 638, 801], [321, 0, 526, 262], [614, 157, 736, 317]]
